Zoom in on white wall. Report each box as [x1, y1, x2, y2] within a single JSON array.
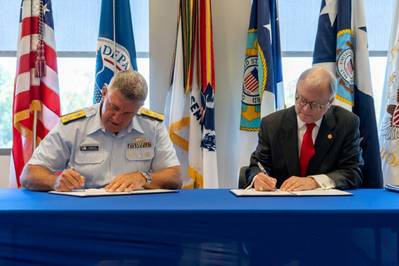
[[0, 0, 251, 188], [0, 155, 10, 187], [150, 0, 251, 187]]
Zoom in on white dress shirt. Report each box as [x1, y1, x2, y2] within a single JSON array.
[[247, 115, 336, 189], [297, 116, 335, 189]]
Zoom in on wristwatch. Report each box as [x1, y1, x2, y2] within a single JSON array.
[[140, 171, 152, 184]]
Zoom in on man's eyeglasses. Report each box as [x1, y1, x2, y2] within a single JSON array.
[[295, 94, 331, 110]]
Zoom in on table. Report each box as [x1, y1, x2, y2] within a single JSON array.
[[0, 189, 398, 265]]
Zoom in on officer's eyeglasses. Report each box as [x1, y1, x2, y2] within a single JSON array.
[[295, 94, 332, 111]]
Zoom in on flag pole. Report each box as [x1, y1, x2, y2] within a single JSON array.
[[32, 0, 37, 152], [112, 0, 116, 73], [33, 0, 46, 151]]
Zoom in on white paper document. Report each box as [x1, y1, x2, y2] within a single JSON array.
[[385, 184, 399, 193], [49, 188, 177, 197], [230, 188, 352, 197]]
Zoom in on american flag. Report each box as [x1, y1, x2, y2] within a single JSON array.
[[393, 105, 399, 127], [244, 69, 259, 92], [10, 0, 60, 187]]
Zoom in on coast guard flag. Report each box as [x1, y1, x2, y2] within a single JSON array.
[[379, 2, 399, 185], [239, 0, 284, 168], [93, 0, 137, 103], [313, 0, 383, 187], [166, 0, 218, 188], [10, 0, 61, 187]]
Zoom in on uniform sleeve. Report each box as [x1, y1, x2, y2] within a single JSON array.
[[28, 123, 71, 172], [151, 122, 180, 171]]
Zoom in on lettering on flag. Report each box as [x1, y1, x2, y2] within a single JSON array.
[[166, 0, 218, 188], [94, 0, 137, 103]]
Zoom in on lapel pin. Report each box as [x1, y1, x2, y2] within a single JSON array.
[[327, 133, 333, 140]]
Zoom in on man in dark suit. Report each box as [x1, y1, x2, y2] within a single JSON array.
[[246, 66, 363, 191]]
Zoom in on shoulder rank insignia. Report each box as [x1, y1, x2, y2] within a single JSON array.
[[139, 107, 164, 122], [60, 110, 86, 125]]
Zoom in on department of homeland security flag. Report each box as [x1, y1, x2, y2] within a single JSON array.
[[166, 0, 218, 188], [379, 2, 399, 185], [239, 0, 284, 168], [10, 0, 61, 187], [93, 0, 137, 103], [313, 0, 383, 187]]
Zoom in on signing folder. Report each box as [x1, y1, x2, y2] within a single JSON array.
[[230, 188, 352, 197], [385, 184, 399, 193], [50, 188, 177, 197]]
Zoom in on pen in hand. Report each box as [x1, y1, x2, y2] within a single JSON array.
[[257, 162, 267, 174], [256, 162, 276, 191], [70, 167, 85, 192]]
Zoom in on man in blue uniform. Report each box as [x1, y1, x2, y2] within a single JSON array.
[[21, 70, 181, 192]]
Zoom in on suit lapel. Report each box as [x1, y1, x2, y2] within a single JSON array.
[[279, 107, 300, 176], [308, 107, 336, 174]]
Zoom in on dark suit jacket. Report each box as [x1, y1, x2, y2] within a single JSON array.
[[246, 106, 363, 189]]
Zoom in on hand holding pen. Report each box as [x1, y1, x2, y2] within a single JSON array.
[[53, 167, 85, 192], [254, 162, 277, 191]]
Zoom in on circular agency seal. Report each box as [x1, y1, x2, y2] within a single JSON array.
[[337, 48, 354, 87], [242, 56, 260, 106]]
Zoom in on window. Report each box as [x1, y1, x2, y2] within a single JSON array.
[[57, 57, 149, 115], [0, 57, 14, 148], [0, 0, 149, 150]]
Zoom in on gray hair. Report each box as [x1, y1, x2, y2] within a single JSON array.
[[108, 70, 148, 101], [297, 66, 337, 98]]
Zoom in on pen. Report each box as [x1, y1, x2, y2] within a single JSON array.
[[257, 162, 267, 174], [256, 162, 275, 191], [70, 167, 85, 191], [244, 162, 269, 191]]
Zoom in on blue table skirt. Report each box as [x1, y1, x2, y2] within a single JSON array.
[[0, 189, 398, 265]]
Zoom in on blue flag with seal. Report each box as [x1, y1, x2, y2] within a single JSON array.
[[93, 0, 138, 103], [313, 0, 383, 187], [239, 0, 284, 168]]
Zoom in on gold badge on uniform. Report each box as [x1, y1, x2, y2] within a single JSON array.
[[128, 137, 152, 149], [327, 133, 333, 140]]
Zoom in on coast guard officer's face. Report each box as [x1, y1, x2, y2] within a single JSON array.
[[101, 87, 144, 133], [295, 69, 334, 124]]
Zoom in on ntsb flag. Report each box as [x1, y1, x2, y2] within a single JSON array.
[[313, 0, 382, 188], [93, 0, 138, 103], [238, 0, 284, 169]]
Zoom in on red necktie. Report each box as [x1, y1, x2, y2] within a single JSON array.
[[299, 123, 316, 177]]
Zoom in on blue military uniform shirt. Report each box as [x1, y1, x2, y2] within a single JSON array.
[[28, 104, 180, 188]]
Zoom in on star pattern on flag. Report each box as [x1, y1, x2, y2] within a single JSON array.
[[263, 22, 272, 42], [320, 0, 337, 27], [43, 3, 50, 15], [94, 88, 103, 103], [32, 2, 50, 17]]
